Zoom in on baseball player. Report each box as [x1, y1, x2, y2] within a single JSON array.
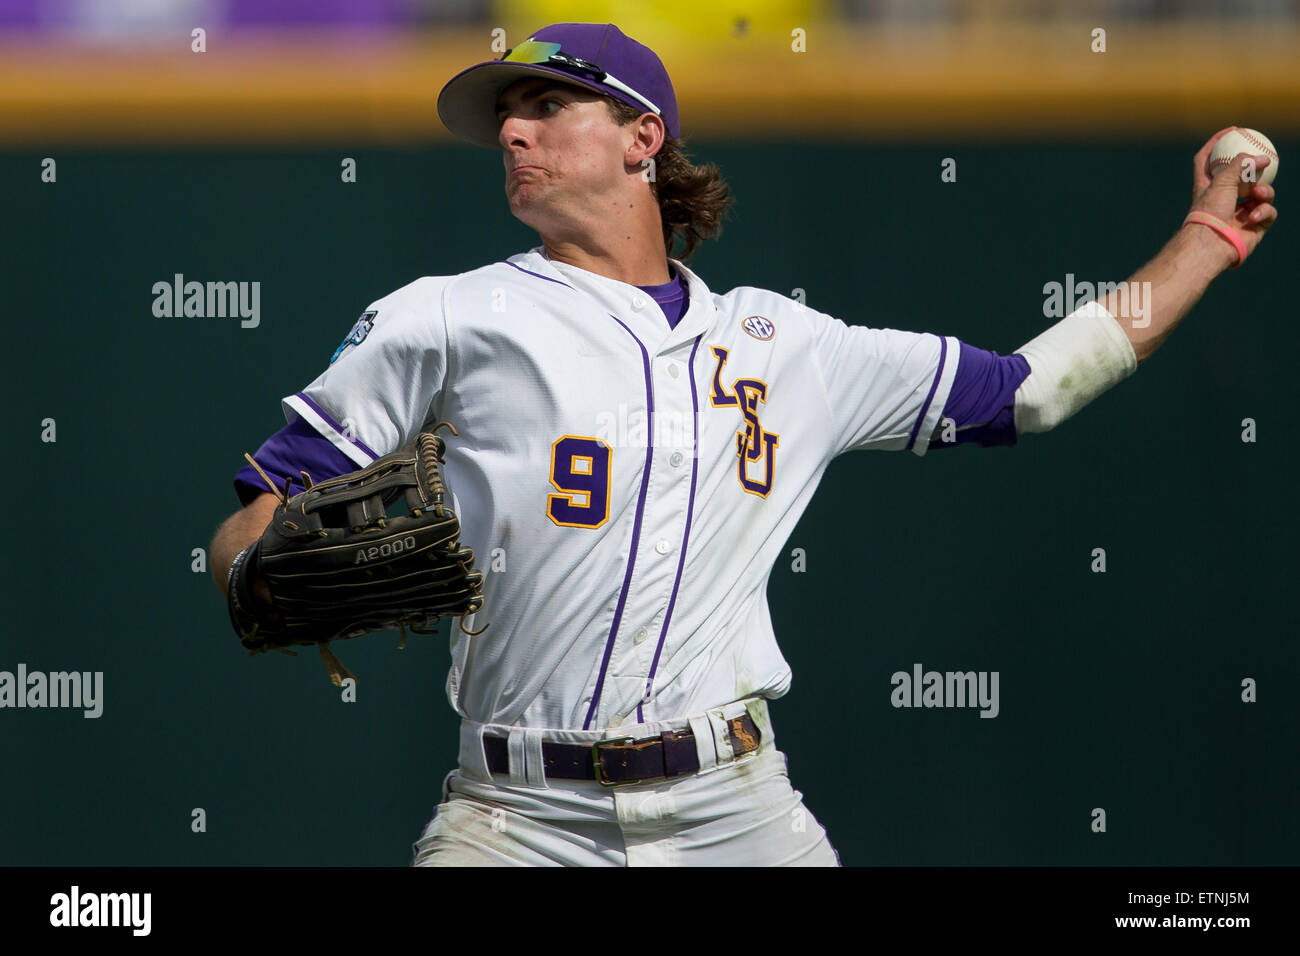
[[210, 23, 1276, 866]]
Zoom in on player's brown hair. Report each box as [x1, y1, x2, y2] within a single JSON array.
[[605, 97, 734, 262]]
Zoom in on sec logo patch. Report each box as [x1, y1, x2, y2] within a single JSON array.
[[742, 315, 775, 341]]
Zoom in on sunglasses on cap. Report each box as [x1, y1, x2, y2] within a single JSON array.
[[501, 40, 663, 119]]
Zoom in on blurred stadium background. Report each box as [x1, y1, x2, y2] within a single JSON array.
[[3, 0, 1300, 142], [2, 1, 1296, 868]]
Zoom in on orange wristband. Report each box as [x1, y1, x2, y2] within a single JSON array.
[[1183, 211, 1247, 268]]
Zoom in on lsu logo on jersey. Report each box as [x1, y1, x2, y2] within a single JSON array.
[[709, 346, 779, 497], [742, 314, 775, 341], [330, 310, 378, 364]]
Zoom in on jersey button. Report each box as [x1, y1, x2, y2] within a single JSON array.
[[669, 451, 684, 467], [634, 627, 649, 644], [667, 363, 680, 378], [655, 539, 672, 555], [631, 294, 646, 310]]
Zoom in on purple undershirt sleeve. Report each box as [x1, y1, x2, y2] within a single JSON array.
[[232, 416, 358, 505], [928, 342, 1032, 450]]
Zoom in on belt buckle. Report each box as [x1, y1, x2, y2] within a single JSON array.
[[592, 735, 662, 788]]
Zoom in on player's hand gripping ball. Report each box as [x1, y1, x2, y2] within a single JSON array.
[[1188, 127, 1279, 267], [227, 425, 487, 685], [1208, 127, 1279, 197]]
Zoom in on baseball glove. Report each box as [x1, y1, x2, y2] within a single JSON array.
[[226, 423, 486, 686]]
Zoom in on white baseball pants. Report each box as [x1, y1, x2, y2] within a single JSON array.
[[411, 698, 840, 867]]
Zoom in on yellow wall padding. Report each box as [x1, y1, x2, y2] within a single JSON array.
[[1, 22, 1297, 144]]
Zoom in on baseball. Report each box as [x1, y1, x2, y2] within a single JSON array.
[[1208, 127, 1279, 195]]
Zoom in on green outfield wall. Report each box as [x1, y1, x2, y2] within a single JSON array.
[[1, 141, 1293, 866]]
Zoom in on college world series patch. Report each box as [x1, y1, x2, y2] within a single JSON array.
[[330, 310, 378, 364]]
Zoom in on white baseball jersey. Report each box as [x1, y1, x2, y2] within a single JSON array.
[[255, 246, 975, 732]]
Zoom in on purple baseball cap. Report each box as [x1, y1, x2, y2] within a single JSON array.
[[437, 23, 679, 149]]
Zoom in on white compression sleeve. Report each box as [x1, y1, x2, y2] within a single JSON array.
[[1013, 300, 1139, 434]]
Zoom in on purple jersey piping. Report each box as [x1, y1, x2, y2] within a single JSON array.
[[637, 334, 704, 723], [905, 335, 949, 452], [500, 258, 658, 731], [582, 315, 655, 731], [506, 260, 572, 289], [292, 391, 380, 461]]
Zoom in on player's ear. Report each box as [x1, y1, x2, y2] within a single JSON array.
[[626, 113, 665, 169]]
